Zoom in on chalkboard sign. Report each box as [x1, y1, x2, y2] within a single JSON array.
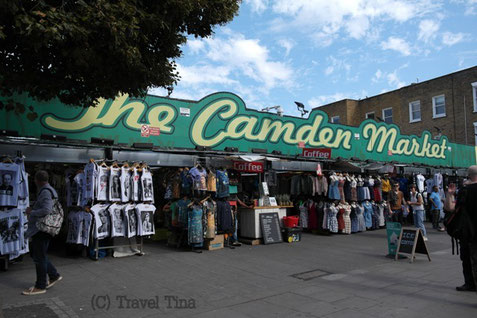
[[259, 213, 283, 245], [395, 228, 431, 263]]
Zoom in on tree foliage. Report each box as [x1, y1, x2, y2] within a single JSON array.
[[0, 0, 240, 107]]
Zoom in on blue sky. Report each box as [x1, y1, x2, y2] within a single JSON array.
[[149, 0, 477, 117]]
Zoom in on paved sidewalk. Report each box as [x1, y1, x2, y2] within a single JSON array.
[[1, 224, 476, 317]]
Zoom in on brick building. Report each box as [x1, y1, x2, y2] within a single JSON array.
[[315, 66, 477, 145]]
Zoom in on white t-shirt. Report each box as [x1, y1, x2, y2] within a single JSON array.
[[109, 168, 121, 202], [135, 203, 156, 236], [121, 167, 131, 203], [131, 168, 141, 202], [91, 203, 111, 240], [0, 163, 21, 207], [124, 204, 137, 238], [96, 167, 110, 201], [0, 208, 22, 255], [83, 162, 98, 204], [416, 174, 425, 193], [141, 169, 154, 202], [109, 203, 126, 237], [74, 173, 85, 207], [81, 212, 92, 247]]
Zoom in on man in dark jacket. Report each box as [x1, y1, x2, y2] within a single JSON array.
[[22, 171, 62, 295], [456, 165, 477, 292]]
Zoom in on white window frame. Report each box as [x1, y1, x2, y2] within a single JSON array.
[[382, 107, 393, 124], [432, 94, 446, 118], [365, 112, 375, 120], [409, 100, 421, 123], [472, 82, 477, 112], [474, 122, 477, 145], [331, 116, 340, 124]]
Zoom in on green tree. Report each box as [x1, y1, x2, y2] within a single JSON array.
[[0, 0, 240, 107]]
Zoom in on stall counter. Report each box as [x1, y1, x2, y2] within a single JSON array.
[[239, 206, 293, 239]]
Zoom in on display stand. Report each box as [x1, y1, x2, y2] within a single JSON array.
[[93, 236, 144, 260]]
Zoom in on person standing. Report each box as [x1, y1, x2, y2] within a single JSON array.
[[408, 184, 427, 241], [429, 186, 445, 232], [454, 166, 477, 292], [22, 171, 62, 295], [388, 183, 406, 224]]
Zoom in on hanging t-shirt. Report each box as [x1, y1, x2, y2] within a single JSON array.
[[416, 174, 425, 193], [109, 203, 127, 237], [74, 173, 85, 207], [65, 169, 78, 207], [91, 203, 111, 240], [66, 210, 82, 244], [8, 209, 28, 260], [0, 163, 21, 207], [15, 157, 30, 209], [131, 168, 141, 201], [141, 169, 154, 202], [216, 170, 230, 198], [0, 208, 21, 255], [96, 166, 110, 201], [124, 204, 137, 238], [109, 167, 121, 202], [189, 166, 207, 191], [83, 162, 98, 204], [121, 167, 132, 202], [135, 203, 156, 236], [425, 178, 434, 193], [81, 212, 92, 246]]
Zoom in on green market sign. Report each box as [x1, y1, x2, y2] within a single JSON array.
[[1, 92, 475, 167]]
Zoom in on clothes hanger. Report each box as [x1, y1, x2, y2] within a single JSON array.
[[1, 156, 14, 163], [122, 162, 130, 168], [111, 161, 120, 169]]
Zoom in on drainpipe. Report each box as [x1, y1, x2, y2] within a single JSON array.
[[464, 95, 468, 144], [452, 76, 457, 143]]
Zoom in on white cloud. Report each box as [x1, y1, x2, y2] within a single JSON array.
[[187, 39, 205, 54], [418, 19, 440, 43], [308, 93, 349, 108], [387, 70, 406, 88], [442, 32, 465, 46], [277, 39, 295, 56], [372, 69, 383, 82], [204, 34, 293, 90], [175, 64, 237, 86], [244, 0, 269, 13], [269, 0, 440, 46], [324, 56, 351, 76], [380, 37, 412, 56]]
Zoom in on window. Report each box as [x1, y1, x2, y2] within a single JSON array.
[[331, 116, 340, 124], [432, 95, 446, 118], [365, 112, 375, 120], [382, 108, 393, 124], [472, 82, 477, 112], [409, 100, 421, 123]]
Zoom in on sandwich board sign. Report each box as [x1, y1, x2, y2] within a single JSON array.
[[395, 228, 431, 263]]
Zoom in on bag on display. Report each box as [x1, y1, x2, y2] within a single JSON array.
[[36, 188, 65, 236]]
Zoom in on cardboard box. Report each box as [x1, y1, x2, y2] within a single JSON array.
[[204, 234, 224, 251]]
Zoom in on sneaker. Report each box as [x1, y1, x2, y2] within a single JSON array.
[[22, 287, 46, 296], [438, 227, 446, 232], [232, 242, 242, 247], [46, 276, 63, 289], [423, 236, 428, 241]]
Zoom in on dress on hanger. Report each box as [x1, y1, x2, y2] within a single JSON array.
[[327, 205, 339, 233], [357, 205, 366, 232], [338, 178, 345, 201], [343, 205, 352, 234], [373, 179, 382, 202], [337, 206, 345, 231], [328, 178, 340, 200], [344, 179, 352, 202], [350, 206, 359, 233], [363, 201, 373, 229], [351, 178, 358, 201], [299, 202, 308, 229], [307, 201, 318, 230]]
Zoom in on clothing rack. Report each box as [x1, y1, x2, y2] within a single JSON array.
[[92, 237, 144, 260]]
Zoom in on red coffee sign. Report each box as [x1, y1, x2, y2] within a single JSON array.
[[233, 161, 264, 173], [302, 148, 332, 159]]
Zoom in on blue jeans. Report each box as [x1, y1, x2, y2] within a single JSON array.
[[30, 232, 60, 289], [413, 209, 427, 237], [232, 217, 238, 242]]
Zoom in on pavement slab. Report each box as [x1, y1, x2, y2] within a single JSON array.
[[1, 223, 476, 318]]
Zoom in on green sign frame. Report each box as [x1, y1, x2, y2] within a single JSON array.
[[1, 92, 475, 167]]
